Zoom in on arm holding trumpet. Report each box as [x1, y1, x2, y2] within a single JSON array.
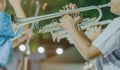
[[55, 3, 102, 60]]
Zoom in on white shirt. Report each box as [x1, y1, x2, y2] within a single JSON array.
[[92, 17, 120, 70]]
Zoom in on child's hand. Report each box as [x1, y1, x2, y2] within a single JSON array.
[[55, 3, 81, 31], [61, 3, 82, 25], [85, 25, 102, 41]]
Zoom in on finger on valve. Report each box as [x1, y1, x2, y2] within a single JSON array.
[[50, 31, 58, 42]]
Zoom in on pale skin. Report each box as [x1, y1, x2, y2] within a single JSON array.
[[56, 0, 120, 60], [8, 0, 32, 48], [8, 0, 29, 48], [0, 0, 6, 11]]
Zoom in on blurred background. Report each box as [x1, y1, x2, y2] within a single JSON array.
[[5, 0, 117, 70]]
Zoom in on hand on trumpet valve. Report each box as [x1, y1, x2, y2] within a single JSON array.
[[51, 30, 67, 42], [55, 3, 82, 31], [54, 15, 81, 31], [61, 3, 81, 20], [51, 31, 58, 42], [85, 24, 102, 41]]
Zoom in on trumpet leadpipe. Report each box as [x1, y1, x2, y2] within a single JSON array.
[[15, 3, 110, 27]]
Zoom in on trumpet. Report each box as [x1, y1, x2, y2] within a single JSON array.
[[40, 19, 112, 33], [49, 19, 112, 43], [14, 3, 111, 27]]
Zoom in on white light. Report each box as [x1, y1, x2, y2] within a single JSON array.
[[26, 50, 31, 55], [56, 48, 63, 55], [19, 44, 26, 52], [38, 46, 45, 53]]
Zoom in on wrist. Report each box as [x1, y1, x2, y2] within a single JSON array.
[[66, 25, 78, 32]]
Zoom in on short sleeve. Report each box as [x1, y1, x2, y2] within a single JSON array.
[[92, 29, 120, 57], [0, 12, 15, 37]]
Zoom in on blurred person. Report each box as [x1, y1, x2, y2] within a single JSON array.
[[0, 0, 32, 69]]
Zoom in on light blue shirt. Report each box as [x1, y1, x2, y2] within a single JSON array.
[[0, 12, 23, 67], [92, 18, 120, 70], [96, 29, 120, 70], [0, 12, 14, 67]]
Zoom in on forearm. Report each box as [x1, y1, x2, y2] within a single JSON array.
[[12, 29, 33, 48], [12, 34, 28, 48], [12, 5, 29, 30], [12, 5, 26, 18], [78, 28, 91, 42], [12, 4, 31, 47], [68, 27, 91, 51], [67, 27, 101, 60]]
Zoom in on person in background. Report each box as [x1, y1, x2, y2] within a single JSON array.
[[9, 0, 33, 48], [0, 0, 32, 69]]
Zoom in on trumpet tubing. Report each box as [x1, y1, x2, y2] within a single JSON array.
[[40, 19, 112, 33], [80, 20, 112, 30], [14, 3, 110, 27]]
